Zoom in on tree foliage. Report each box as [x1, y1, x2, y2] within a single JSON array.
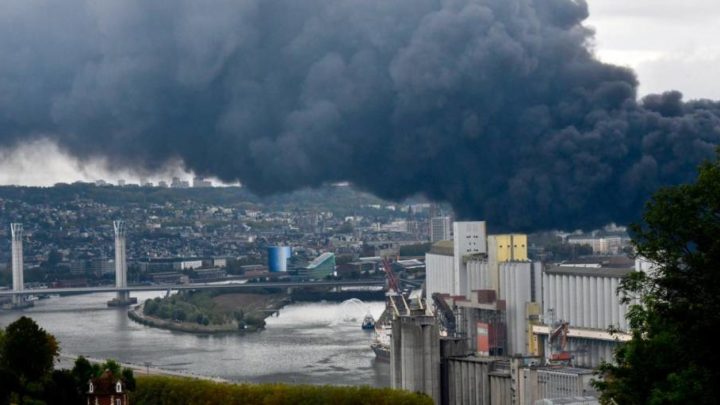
[[595, 156, 720, 404], [131, 375, 432, 405], [0, 316, 59, 382], [71, 356, 135, 390], [0, 317, 135, 404]]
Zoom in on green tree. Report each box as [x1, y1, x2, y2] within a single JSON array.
[[144, 299, 159, 315], [71, 357, 136, 394], [71, 356, 96, 387], [173, 308, 187, 322], [0, 316, 59, 382], [99, 359, 122, 376], [44, 370, 83, 405], [595, 157, 720, 404], [122, 368, 136, 391]]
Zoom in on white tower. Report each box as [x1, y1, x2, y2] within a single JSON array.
[[452, 221, 487, 297], [10, 223, 24, 304], [114, 220, 129, 301]]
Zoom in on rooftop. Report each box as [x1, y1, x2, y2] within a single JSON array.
[[428, 240, 453, 256], [545, 265, 633, 278], [307, 252, 334, 269]]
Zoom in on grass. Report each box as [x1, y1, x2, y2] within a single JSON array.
[[130, 375, 433, 405]]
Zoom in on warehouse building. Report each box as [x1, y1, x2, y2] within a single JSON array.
[[532, 265, 633, 368]]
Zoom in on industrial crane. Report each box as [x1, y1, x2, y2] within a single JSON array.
[[431, 293, 457, 336], [548, 321, 572, 364], [382, 258, 410, 316]]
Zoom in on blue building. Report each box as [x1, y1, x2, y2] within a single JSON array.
[[268, 246, 292, 272]]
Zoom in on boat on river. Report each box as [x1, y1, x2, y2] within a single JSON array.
[[361, 314, 375, 329]]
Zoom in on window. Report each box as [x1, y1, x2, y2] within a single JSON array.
[[116, 382, 122, 393], [116, 399, 122, 405], [88, 382, 94, 393]]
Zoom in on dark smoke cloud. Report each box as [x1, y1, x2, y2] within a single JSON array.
[[1, 0, 719, 231]]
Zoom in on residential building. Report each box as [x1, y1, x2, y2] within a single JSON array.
[[430, 216, 451, 242]]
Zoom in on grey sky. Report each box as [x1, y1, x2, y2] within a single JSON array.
[[0, 0, 718, 187], [587, 0, 720, 100]]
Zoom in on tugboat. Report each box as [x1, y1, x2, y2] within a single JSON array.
[[361, 314, 376, 330]]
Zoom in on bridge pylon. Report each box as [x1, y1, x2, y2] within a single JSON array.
[[3, 223, 33, 309], [107, 220, 137, 307]]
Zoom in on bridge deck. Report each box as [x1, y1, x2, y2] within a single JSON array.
[[0, 280, 386, 297]]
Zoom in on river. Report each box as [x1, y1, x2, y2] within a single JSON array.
[[0, 292, 390, 387]]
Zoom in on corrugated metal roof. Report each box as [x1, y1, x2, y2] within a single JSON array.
[[545, 265, 633, 278], [429, 240, 454, 256]]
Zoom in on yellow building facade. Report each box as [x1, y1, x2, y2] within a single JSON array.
[[490, 234, 528, 262], [487, 234, 528, 291]]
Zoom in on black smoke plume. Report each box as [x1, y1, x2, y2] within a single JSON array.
[[1, 0, 719, 231]]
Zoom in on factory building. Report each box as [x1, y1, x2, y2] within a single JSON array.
[[453, 260, 541, 356], [425, 219, 635, 369], [426, 221, 538, 355], [487, 234, 528, 290], [419, 222, 638, 402], [425, 221, 487, 300], [532, 265, 633, 368], [392, 313, 601, 405], [267, 246, 292, 272], [426, 240, 456, 299]]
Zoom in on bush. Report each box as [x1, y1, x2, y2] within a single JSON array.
[[131, 376, 432, 405], [244, 316, 265, 329]]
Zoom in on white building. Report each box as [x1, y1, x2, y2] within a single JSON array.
[[425, 221, 542, 355], [430, 216, 451, 242], [425, 221, 487, 299], [567, 234, 628, 255], [425, 240, 456, 300], [534, 265, 633, 367]]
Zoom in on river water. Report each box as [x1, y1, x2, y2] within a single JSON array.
[[0, 292, 390, 387]]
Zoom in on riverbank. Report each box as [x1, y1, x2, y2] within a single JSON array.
[[129, 292, 290, 334]]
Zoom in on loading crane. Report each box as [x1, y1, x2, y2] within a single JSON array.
[[382, 258, 410, 316], [548, 321, 572, 364], [431, 293, 457, 336]]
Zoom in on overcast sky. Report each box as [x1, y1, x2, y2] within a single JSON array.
[[588, 0, 720, 100], [1, 0, 719, 187]]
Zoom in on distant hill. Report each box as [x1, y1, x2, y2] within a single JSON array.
[[0, 183, 399, 214]]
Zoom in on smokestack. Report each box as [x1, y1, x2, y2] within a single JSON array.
[[113, 220, 128, 298], [10, 223, 23, 294]]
